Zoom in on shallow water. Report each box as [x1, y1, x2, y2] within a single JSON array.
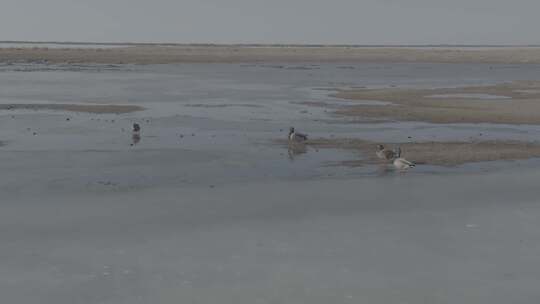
[[2, 62, 540, 194], [3, 166, 540, 304], [2, 62, 540, 303]]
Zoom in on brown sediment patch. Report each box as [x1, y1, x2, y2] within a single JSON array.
[[312, 87, 341, 91], [184, 103, 262, 108], [294, 101, 330, 107], [332, 81, 540, 124], [293, 101, 343, 110], [0, 104, 144, 114], [4, 46, 540, 64], [276, 138, 540, 167]]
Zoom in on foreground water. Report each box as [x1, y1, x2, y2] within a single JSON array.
[[3, 168, 540, 303], [1, 62, 540, 303]]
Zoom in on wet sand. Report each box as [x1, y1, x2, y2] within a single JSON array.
[[3, 46, 540, 64], [334, 81, 540, 124], [293, 138, 540, 166], [184, 103, 263, 108]]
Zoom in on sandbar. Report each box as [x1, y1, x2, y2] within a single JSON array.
[[0, 103, 144, 114], [283, 138, 540, 166], [334, 81, 540, 124]]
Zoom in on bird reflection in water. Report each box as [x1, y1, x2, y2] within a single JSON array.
[[131, 123, 141, 146], [131, 133, 141, 146], [287, 142, 308, 160]]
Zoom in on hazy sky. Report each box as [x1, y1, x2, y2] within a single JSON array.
[[1, 0, 537, 44]]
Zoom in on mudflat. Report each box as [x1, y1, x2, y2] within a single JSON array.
[[333, 81, 540, 124], [0, 104, 143, 114]]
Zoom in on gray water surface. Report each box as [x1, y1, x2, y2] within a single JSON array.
[[1, 62, 540, 303]]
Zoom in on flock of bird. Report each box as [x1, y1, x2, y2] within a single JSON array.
[[131, 123, 414, 170], [288, 126, 415, 170]]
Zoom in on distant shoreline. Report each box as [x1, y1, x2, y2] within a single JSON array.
[[3, 45, 540, 64]]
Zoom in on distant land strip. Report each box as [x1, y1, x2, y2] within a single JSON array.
[[3, 44, 540, 64]]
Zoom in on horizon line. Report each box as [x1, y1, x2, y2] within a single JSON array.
[[1, 41, 540, 48]]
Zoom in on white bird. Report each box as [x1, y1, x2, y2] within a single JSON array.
[[393, 158, 415, 170], [392, 147, 415, 170], [288, 127, 308, 142], [376, 144, 398, 161]]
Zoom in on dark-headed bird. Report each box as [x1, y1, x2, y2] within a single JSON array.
[[376, 144, 398, 161], [132, 123, 141, 134], [288, 127, 308, 142]]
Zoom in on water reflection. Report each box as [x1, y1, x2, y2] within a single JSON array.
[[375, 163, 394, 176], [131, 123, 141, 146], [287, 142, 308, 160], [131, 134, 141, 146]]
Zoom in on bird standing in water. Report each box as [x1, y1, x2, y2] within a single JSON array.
[[392, 147, 415, 170], [132, 123, 141, 135], [131, 123, 141, 146], [376, 144, 398, 161], [288, 127, 308, 142]]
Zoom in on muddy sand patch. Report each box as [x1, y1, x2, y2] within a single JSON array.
[[331, 81, 540, 124], [277, 138, 540, 167], [184, 103, 262, 108], [0, 104, 144, 114]]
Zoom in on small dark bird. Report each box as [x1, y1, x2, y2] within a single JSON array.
[[131, 123, 141, 146], [132, 123, 141, 134]]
